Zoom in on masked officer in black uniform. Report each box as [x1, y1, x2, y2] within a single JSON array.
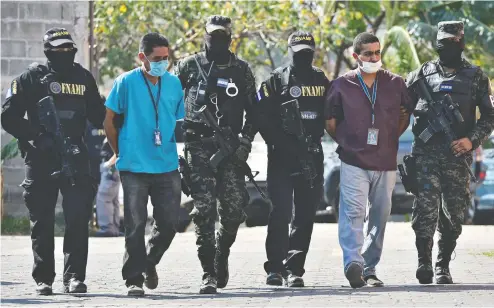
[[256, 31, 330, 287], [1, 28, 105, 295], [406, 21, 494, 285], [174, 15, 257, 294]]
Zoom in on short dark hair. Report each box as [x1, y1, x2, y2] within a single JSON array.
[[353, 32, 380, 54], [139, 32, 169, 55]]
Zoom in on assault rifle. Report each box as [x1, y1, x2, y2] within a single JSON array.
[[37, 96, 76, 186], [414, 79, 476, 182], [195, 105, 267, 199]]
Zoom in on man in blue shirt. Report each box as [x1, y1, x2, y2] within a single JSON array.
[[104, 33, 184, 297]]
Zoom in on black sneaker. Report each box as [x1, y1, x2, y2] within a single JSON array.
[[144, 266, 159, 290], [36, 282, 53, 295], [345, 262, 365, 289], [364, 275, 384, 287], [127, 285, 145, 297], [285, 271, 304, 287], [199, 274, 217, 294], [435, 267, 453, 284], [266, 272, 284, 286], [64, 278, 87, 293]]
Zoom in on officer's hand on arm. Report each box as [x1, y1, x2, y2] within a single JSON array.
[[323, 81, 341, 142], [104, 108, 119, 156], [466, 69, 494, 150], [236, 64, 257, 162], [85, 73, 106, 129], [398, 77, 413, 135], [103, 153, 117, 168]]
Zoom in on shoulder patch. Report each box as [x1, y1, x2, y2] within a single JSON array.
[[11, 79, 18, 95], [256, 82, 270, 102]]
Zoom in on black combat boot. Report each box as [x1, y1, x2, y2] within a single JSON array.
[[215, 227, 238, 289], [415, 237, 434, 284], [435, 238, 456, 284], [200, 273, 217, 294]]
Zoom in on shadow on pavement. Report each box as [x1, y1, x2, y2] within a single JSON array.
[[1, 281, 22, 286], [2, 284, 494, 303]]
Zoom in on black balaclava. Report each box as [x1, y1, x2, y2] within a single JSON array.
[[435, 21, 465, 69], [44, 44, 77, 75], [287, 31, 316, 77], [204, 15, 232, 64], [436, 38, 464, 69]]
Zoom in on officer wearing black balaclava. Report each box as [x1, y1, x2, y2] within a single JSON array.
[[255, 31, 331, 288], [174, 15, 257, 294], [1, 28, 105, 295], [406, 21, 494, 285]]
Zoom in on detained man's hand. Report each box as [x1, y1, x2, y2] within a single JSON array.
[[451, 138, 473, 157]]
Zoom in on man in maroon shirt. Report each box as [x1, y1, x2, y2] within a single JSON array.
[[325, 32, 412, 288]]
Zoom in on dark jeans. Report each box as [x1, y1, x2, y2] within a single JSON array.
[[21, 160, 96, 285], [264, 149, 323, 277], [120, 170, 181, 286]]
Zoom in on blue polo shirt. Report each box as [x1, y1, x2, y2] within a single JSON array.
[[105, 68, 184, 174]]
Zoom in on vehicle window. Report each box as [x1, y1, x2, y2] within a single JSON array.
[[476, 183, 494, 197], [322, 132, 335, 143], [399, 128, 414, 142]]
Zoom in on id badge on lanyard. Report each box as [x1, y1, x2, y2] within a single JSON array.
[[357, 72, 379, 146], [142, 71, 162, 146]]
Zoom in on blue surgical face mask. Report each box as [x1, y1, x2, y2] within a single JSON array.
[[145, 55, 168, 77]]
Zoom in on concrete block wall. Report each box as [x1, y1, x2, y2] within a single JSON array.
[[1, 1, 89, 217]]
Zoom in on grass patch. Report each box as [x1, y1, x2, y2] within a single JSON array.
[[1, 215, 31, 235], [1, 213, 66, 236], [482, 250, 494, 258]]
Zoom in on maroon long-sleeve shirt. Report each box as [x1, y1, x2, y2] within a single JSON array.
[[325, 69, 413, 171]]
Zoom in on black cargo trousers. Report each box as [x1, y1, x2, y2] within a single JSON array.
[[20, 145, 96, 286], [264, 144, 324, 277]]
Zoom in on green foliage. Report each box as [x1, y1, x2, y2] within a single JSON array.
[[93, 0, 494, 82], [1, 216, 30, 235], [1, 138, 19, 163]]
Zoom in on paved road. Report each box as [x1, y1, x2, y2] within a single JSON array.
[[2, 222, 494, 307]]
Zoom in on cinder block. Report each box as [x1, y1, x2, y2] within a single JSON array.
[[1, 2, 18, 20], [1, 21, 12, 39], [1, 40, 26, 57], [61, 2, 74, 22], [26, 40, 44, 58], [8, 59, 34, 77], [11, 21, 45, 40], [1, 60, 9, 76], [19, 2, 62, 21]]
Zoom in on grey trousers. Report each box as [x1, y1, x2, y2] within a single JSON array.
[[338, 161, 396, 277], [95, 163, 121, 234], [120, 170, 181, 286]]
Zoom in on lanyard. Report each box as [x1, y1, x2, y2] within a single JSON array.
[[141, 71, 161, 129], [356, 72, 378, 126]]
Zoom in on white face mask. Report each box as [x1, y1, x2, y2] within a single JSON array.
[[359, 59, 382, 73]]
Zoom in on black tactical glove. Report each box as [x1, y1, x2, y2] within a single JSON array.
[[234, 136, 252, 162], [33, 131, 55, 152]]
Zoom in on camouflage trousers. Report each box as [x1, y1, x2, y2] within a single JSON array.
[[411, 144, 472, 242], [185, 140, 249, 276]]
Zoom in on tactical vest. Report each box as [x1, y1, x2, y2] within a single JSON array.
[[412, 61, 478, 144], [30, 63, 89, 139], [183, 52, 248, 135], [275, 66, 328, 141]]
